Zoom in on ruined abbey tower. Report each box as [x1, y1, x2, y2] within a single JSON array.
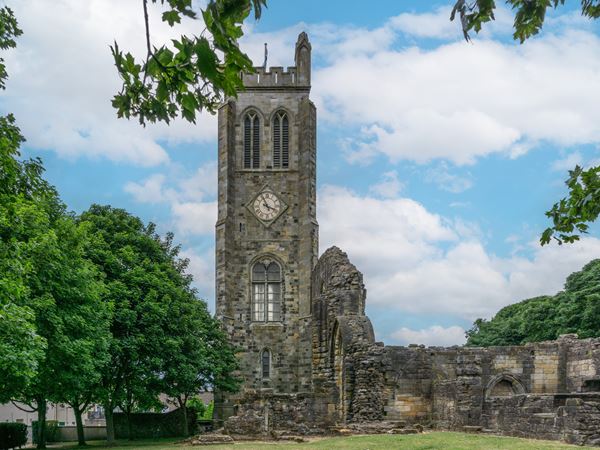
[[213, 33, 600, 447]]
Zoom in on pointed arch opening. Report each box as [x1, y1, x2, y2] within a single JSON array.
[[252, 260, 282, 322], [272, 111, 289, 169], [244, 111, 260, 169]]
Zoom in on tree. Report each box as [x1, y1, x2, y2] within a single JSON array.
[[11, 214, 109, 449], [112, 0, 266, 126], [466, 259, 600, 346], [161, 298, 238, 436], [451, 0, 600, 43], [0, 7, 49, 404], [79, 206, 238, 442]]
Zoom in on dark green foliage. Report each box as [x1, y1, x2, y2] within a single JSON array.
[[112, 0, 267, 125], [31, 421, 59, 444], [541, 165, 600, 245], [0, 423, 27, 450], [467, 259, 600, 346], [0, 6, 22, 90], [451, 0, 600, 43]]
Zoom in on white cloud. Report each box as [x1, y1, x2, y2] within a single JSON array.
[[369, 170, 403, 198], [390, 325, 467, 347], [425, 163, 473, 193], [319, 185, 600, 321], [125, 161, 218, 236], [2, 0, 216, 166], [179, 247, 215, 304], [172, 201, 217, 236], [313, 29, 600, 165], [389, 7, 461, 40], [125, 174, 174, 204], [551, 152, 583, 172]]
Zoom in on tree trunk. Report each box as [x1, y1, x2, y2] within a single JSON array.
[[36, 398, 47, 449], [74, 406, 86, 446], [181, 404, 189, 437], [126, 408, 133, 441], [104, 404, 115, 445]]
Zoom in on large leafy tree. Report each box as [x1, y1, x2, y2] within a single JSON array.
[[80, 206, 238, 443], [466, 259, 600, 346], [161, 297, 238, 436], [0, 6, 51, 403], [13, 216, 109, 449], [112, 0, 266, 125]]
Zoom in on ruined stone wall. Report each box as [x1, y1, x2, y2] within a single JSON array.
[[310, 247, 385, 424]]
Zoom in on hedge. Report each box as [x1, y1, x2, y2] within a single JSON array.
[[0, 423, 28, 450]]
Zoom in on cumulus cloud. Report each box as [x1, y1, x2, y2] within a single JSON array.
[[318, 185, 600, 321], [2, 0, 216, 166], [125, 161, 217, 236], [551, 152, 583, 172], [390, 325, 467, 347], [179, 247, 215, 303], [369, 170, 403, 198], [312, 29, 600, 165], [425, 163, 473, 193]]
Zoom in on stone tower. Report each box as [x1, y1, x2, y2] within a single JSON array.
[[214, 32, 318, 422]]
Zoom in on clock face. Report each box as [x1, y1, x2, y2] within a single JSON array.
[[252, 192, 282, 222]]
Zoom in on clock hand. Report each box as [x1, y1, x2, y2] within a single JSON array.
[[262, 202, 275, 211]]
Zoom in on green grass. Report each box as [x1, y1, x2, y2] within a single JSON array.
[[48, 432, 595, 450]]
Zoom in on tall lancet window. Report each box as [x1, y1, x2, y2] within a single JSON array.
[[244, 112, 260, 169], [252, 261, 282, 322], [272, 111, 289, 169]]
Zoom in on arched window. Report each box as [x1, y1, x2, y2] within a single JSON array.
[[261, 348, 271, 379], [252, 261, 282, 322], [272, 111, 289, 169], [244, 112, 260, 169]]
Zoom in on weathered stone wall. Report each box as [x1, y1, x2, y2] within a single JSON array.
[[310, 247, 385, 424]]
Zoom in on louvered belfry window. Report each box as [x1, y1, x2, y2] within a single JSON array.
[[272, 111, 289, 169], [252, 261, 281, 322], [244, 112, 260, 169]]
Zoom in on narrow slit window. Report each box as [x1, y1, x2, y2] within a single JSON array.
[[261, 349, 271, 379], [272, 111, 289, 169], [244, 112, 260, 169]]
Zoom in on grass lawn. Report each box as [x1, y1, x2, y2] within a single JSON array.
[[48, 432, 595, 450]]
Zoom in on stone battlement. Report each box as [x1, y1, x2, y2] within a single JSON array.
[[242, 66, 305, 88], [242, 32, 312, 89]]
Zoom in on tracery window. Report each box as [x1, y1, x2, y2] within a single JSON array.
[[261, 348, 271, 379], [272, 111, 289, 169], [252, 261, 281, 322], [244, 112, 260, 169]]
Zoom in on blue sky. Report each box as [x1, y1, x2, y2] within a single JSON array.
[[2, 0, 600, 346]]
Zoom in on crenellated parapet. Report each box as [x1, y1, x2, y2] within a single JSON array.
[[242, 32, 311, 90]]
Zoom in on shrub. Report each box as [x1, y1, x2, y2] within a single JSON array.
[[31, 420, 59, 444], [201, 401, 214, 420], [0, 422, 28, 449]]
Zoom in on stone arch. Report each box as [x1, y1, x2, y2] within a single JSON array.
[[485, 374, 526, 399]]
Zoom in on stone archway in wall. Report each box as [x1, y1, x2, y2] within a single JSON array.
[[331, 323, 346, 423], [485, 374, 526, 399]]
